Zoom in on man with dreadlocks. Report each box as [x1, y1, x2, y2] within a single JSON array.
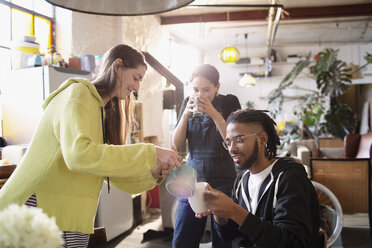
[[196, 109, 320, 248]]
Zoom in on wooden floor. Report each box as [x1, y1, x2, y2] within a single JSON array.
[[341, 213, 371, 248], [106, 209, 371, 248], [106, 209, 174, 248]]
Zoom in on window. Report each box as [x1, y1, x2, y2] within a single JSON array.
[[12, 8, 34, 39], [34, 16, 52, 54], [0, 0, 54, 54], [0, 4, 11, 47], [0, 0, 54, 136]]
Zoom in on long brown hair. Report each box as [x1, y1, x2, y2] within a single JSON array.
[[92, 44, 147, 145], [190, 64, 220, 86]]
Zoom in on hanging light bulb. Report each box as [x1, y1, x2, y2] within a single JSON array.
[[239, 33, 256, 87], [219, 46, 240, 64]]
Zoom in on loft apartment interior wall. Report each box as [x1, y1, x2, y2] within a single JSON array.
[[54, 4, 372, 141], [159, 1, 372, 130], [206, 42, 372, 124], [55, 8, 178, 148]]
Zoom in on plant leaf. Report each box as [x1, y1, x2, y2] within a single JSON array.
[[322, 104, 357, 139], [268, 54, 311, 117]]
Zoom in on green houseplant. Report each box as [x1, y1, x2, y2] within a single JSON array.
[[268, 48, 372, 140], [245, 100, 256, 109]]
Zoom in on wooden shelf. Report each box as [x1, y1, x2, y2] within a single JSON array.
[[233, 61, 299, 68], [351, 75, 372, 85]]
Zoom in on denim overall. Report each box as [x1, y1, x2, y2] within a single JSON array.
[[173, 96, 237, 248]]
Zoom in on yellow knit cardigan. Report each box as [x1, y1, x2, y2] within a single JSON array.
[[0, 78, 158, 234]]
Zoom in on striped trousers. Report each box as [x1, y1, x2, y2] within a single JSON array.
[[26, 194, 90, 248]]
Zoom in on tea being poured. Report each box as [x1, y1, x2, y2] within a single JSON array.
[[165, 164, 197, 198]]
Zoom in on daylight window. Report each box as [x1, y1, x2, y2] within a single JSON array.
[[0, 0, 54, 54]]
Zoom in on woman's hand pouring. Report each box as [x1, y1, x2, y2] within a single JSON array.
[[152, 146, 182, 180]]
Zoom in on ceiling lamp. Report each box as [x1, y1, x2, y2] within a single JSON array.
[[219, 46, 240, 64], [239, 33, 256, 87], [239, 73, 256, 87], [46, 0, 194, 16]]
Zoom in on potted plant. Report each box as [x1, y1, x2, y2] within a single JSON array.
[[268, 48, 372, 140], [245, 100, 256, 109], [68, 56, 81, 70], [68, 40, 94, 70]]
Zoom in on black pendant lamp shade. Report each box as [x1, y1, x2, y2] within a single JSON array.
[[46, 0, 195, 16]]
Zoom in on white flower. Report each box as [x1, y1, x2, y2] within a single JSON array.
[[0, 204, 64, 248]]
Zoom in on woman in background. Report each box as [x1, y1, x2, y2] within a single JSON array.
[[172, 64, 241, 248], [0, 44, 181, 248]]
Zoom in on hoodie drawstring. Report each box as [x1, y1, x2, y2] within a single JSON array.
[[273, 171, 283, 209], [235, 170, 250, 200]]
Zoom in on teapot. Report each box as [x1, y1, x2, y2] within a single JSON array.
[[165, 164, 197, 198]]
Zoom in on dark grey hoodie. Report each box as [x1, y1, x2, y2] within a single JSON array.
[[215, 157, 320, 248]]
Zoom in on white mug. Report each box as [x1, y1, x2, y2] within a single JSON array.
[[188, 182, 208, 214]]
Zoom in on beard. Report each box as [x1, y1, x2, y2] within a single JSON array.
[[239, 140, 258, 170]]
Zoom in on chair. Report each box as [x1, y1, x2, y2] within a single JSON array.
[[312, 181, 343, 247], [310, 131, 372, 237], [287, 139, 319, 166], [319, 228, 327, 248], [344, 132, 372, 159], [287, 136, 349, 168]]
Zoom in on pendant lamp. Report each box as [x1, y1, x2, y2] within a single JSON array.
[[239, 73, 256, 87], [219, 46, 240, 64], [239, 33, 256, 87], [46, 0, 194, 16]]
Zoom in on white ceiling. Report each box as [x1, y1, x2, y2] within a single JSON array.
[[162, 0, 372, 15], [159, 0, 372, 51]]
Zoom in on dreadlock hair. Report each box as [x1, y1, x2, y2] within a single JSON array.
[[226, 108, 280, 160]]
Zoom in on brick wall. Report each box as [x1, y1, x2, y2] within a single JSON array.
[[56, 10, 171, 144]]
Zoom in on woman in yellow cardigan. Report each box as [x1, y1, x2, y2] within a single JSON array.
[[0, 44, 181, 247]]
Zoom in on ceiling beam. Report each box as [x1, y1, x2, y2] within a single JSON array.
[[265, 0, 282, 76], [160, 4, 372, 25]]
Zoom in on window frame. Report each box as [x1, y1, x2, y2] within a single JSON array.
[[0, 0, 55, 52]]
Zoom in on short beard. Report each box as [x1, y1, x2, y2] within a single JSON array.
[[240, 140, 258, 170]]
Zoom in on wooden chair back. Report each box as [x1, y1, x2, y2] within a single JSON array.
[[311, 158, 370, 213]]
